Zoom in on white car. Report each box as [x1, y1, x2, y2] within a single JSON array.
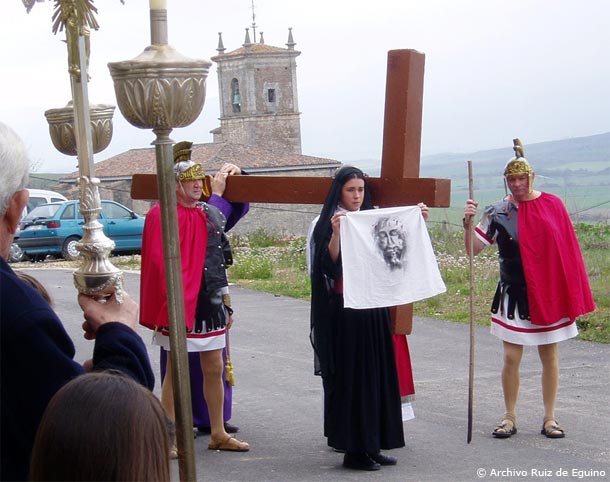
[[25, 189, 68, 216]]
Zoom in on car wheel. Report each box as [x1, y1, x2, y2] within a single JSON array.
[[62, 236, 81, 261], [8, 243, 24, 263]]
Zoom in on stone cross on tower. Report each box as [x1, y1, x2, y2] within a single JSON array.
[[132, 49, 451, 330]]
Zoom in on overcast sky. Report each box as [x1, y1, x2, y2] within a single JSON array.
[[2, 0, 609, 173]]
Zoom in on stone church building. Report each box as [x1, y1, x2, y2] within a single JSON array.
[[59, 28, 341, 235]]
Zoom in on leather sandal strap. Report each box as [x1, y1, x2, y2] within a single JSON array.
[[543, 421, 564, 433], [494, 420, 515, 433], [497, 413, 516, 430], [503, 413, 516, 424]]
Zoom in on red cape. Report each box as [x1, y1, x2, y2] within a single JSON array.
[[139, 203, 208, 331], [519, 192, 595, 326], [392, 334, 415, 398]]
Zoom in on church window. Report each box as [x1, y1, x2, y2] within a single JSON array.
[[231, 78, 241, 113], [267, 89, 276, 103]]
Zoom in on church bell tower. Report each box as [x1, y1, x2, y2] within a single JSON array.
[[211, 27, 302, 154]]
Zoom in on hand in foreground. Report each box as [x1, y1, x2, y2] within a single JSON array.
[[211, 163, 243, 195], [417, 202, 429, 221], [464, 199, 478, 221], [219, 163, 242, 175], [211, 171, 229, 196], [79, 291, 139, 341], [330, 211, 347, 237]]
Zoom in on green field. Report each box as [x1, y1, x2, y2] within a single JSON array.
[[428, 182, 610, 229]]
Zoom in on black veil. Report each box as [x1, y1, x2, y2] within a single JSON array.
[[309, 166, 373, 377]]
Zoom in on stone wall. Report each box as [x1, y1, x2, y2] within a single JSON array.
[[220, 114, 302, 154]]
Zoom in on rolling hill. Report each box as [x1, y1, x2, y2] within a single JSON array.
[[352, 132, 610, 223]]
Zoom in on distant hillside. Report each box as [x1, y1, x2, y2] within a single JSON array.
[[419, 132, 610, 180], [351, 132, 609, 177], [349, 132, 610, 222]]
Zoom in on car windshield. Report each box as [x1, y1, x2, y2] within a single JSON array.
[[23, 204, 62, 222]]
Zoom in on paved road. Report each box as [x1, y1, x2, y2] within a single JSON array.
[[24, 268, 610, 482]]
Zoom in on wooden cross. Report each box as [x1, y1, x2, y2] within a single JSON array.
[[131, 49, 451, 332]]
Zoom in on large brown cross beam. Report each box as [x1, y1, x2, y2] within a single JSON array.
[[132, 49, 451, 333]]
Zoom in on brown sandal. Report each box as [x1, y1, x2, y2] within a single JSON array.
[[492, 413, 517, 438], [208, 435, 250, 452], [541, 417, 565, 438]]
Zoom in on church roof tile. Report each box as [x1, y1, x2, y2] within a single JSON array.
[[62, 142, 340, 180]]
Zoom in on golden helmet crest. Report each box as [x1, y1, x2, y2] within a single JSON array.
[[173, 141, 210, 197], [174, 141, 204, 181], [503, 138, 534, 193]]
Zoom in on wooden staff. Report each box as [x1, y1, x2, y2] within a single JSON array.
[[467, 160, 475, 443]]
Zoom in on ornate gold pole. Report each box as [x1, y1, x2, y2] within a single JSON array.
[[25, 1, 123, 300], [108, 2, 210, 480], [68, 26, 123, 299]]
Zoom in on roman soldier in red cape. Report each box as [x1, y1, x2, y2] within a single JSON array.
[[140, 141, 249, 455], [463, 138, 594, 440]]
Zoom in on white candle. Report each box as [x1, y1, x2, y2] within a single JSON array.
[[149, 0, 167, 9]]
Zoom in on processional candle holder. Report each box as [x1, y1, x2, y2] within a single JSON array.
[[108, 2, 210, 479], [25, 0, 123, 300], [45, 102, 115, 157]]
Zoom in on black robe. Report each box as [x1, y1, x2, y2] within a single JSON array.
[[309, 166, 404, 453]]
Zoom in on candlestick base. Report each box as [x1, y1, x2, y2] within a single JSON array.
[[72, 176, 123, 302]]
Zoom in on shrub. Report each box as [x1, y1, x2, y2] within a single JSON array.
[[229, 250, 273, 279]]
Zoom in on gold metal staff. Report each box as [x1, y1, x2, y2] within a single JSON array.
[[108, 2, 210, 480], [25, 0, 123, 300]]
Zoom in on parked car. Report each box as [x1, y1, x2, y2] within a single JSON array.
[[9, 189, 68, 263], [25, 189, 68, 216], [15, 200, 145, 261]]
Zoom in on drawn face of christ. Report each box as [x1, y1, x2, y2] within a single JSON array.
[[374, 217, 407, 270]]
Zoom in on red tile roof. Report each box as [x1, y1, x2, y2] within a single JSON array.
[[63, 142, 341, 180]]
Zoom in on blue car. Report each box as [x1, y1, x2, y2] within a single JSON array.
[[15, 200, 145, 261]]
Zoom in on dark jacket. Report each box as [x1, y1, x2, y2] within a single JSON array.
[[0, 258, 154, 481], [200, 201, 233, 293]]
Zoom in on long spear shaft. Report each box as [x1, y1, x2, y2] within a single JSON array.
[[467, 160, 475, 443]]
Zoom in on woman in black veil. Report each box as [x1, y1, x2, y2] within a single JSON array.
[[308, 166, 404, 471]]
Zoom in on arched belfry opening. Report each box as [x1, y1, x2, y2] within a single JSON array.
[[231, 78, 241, 113]]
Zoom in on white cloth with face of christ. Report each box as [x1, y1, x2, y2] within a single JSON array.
[[340, 206, 446, 309]]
